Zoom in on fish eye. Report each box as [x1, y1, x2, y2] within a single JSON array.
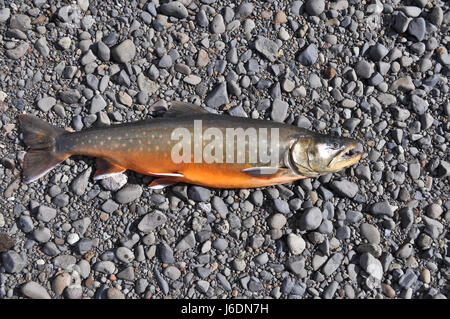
[[331, 141, 341, 149]]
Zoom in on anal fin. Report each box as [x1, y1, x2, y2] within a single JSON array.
[[94, 158, 126, 180], [149, 177, 181, 190]]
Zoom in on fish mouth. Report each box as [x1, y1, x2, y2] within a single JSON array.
[[328, 142, 362, 170]]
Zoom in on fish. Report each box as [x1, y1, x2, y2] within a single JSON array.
[[18, 101, 362, 189]]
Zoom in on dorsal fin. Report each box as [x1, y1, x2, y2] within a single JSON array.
[[164, 101, 209, 118]]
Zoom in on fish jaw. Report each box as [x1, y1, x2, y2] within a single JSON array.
[[327, 141, 362, 171]]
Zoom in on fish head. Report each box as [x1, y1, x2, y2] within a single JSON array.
[[290, 134, 362, 177]]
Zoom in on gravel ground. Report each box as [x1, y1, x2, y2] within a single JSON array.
[[0, 0, 449, 299]]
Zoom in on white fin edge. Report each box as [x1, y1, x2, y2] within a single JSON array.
[[148, 172, 184, 177], [149, 183, 176, 190], [93, 171, 125, 181]]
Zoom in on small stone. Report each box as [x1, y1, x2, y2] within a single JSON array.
[[299, 207, 323, 230], [305, 0, 325, 16], [196, 49, 210, 67], [71, 168, 91, 195], [286, 234, 306, 255], [426, 204, 442, 219], [396, 243, 414, 259], [37, 97, 56, 112], [52, 272, 71, 296], [6, 42, 29, 60], [163, 266, 181, 281], [370, 201, 394, 217], [33, 227, 51, 243], [398, 268, 418, 289], [254, 36, 279, 62], [138, 211, 167, 233], [37, 206, 57, 223], [210, 14, 225, 34], [205, 82, 229, 109], [330, 179, 358, 198], [111, 39, 136, 63], [35, 37, 50, 58], [97, 41, 110, 61], [115, 247, 135, 263], [408, 17, 426, 41], [271, 98, 288, 122], [2, 250, 26, 273], [0, 8, 11, 23], [89, 95, 106, 113], [355, 60, 374, 79], [21, 281, 51, 299], [118, 92, 133, 106], [359, 253, 383, 280], [115, 184, 143, 203], [106, 288, 125, 299], [419, 269, 431, 284], [158, 1, 188, 19], [322, 253, 344, 276], [360, 223, 380, 244], [10, 14, 31, 31], [268, 213, 287, 229], [297, 44, 318, 66], [369, 43, 389, 61]]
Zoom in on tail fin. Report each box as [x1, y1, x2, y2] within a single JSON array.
[[18, 114, 70, 184]]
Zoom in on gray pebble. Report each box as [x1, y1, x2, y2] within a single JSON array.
[[297, 44, 318, 66], [271, 98, 288, 122], [205, 82, 229, 109], [359, 253, 383, 280], [360, 223, 381, 244], [111, 39, 136, 63], [158, 1, 188, 19], [305, 0, 325, 16], [299, 207, 323, 231], [369, 201, 394, 217], [2, 250, 26, 273], [115, 184, 143, 203], [21, 281, 51, 299], [254, 36, 279, 62], [37, 205, 57, 223], [138, 210, 167, 233], [188, 186, 211, 202]]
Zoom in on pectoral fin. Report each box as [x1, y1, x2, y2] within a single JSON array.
[[94, 159, 126, 180]]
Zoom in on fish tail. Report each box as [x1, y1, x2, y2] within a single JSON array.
[[18, 114, 70, 184]]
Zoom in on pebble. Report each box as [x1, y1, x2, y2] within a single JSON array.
[[322, 253, 344, 276], [21, 281, 51, 299], [6, 42, 29, 60], [111, 39, 136, 63], [360, 223, 381, 244], [355, 60, 374, 79], [115, 184, 143, 203], [299, 207, 323, 231], [37, 206, 57, 223], [408, 17, 426, 41], [0, 8, 10, 23], [205, 82, 229, 109], [286, 234, 306, 255], [329, 180, 358, 198], [158, 1, 188, 19], [297, 44, 318, 66], [271, 99, 288, 122], [254, 36, 279, 62], [359, 253, 383, 280], [305, 0, 325, 16], [268, 213, 287, 229], [2, 250, 26, 273], [369, 201, 394, 217], [138, 211, 167, 233]]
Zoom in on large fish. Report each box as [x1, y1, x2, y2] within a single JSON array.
[[18, 102, 362, 189]]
